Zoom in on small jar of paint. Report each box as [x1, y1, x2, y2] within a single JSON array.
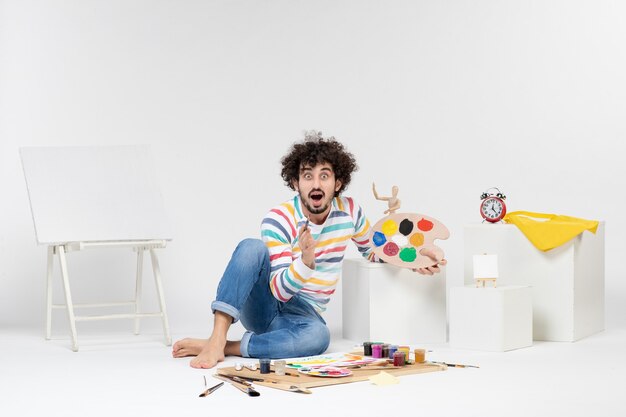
[[393, 351, 405, 367], [372, 344, 383, 359], [259, 358, 271, 374], [388, 345, 398, 359], [274, 360, 286, 376], [399, 346, 410, 364], [363, 341, 373, 356], [381, 344, 390, 359], [414, 348, 426, 363]]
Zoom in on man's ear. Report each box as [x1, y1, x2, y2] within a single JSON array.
[[335, 180, 342, 193], [292, 179, 299, 192]]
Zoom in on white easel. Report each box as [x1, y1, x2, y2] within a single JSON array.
[[21, 145, 173, 351], [473, 253, 499, 288], [45, 241, 171, 351]]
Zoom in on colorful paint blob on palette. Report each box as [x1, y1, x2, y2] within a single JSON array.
[[297, 366, 353, 378], [370, 213, 449, 269]]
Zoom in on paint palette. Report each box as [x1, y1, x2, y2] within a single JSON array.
[[370, 213, 449, 269], [297, 366, 353, 378]]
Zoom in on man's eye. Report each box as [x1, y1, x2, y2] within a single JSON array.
[[321, 174, 328, 180], [304, 174, 312, 180]]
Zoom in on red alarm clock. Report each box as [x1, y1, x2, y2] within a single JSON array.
[[480, 187, 506, 223]]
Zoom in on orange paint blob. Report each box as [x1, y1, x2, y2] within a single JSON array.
[[410, 233, 425, 247]]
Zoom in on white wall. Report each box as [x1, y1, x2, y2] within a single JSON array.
[[1, 0, 625, 339]]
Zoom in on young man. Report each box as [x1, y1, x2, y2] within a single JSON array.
[[172, 131, 446, 368]]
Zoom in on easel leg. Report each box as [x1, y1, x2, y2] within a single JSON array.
[[150, 249, 171, 346], [46, 246, 54, 340], [58, 245, 79, 352], [134, 249, 144, 335]]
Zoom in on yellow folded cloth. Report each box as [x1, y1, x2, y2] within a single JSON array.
[[503, 211, 599, 251]]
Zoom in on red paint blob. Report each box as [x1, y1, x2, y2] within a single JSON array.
[[417, 218, 434, 232], [383, 242, 400, 256]]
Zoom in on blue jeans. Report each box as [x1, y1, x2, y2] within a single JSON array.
[[211, 239, 330, 359]]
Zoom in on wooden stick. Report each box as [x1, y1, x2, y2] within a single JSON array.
[[253, 380, 312, 394]]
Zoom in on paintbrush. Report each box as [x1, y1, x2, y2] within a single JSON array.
[[218, 372, 311, 394], [213, 375, 261, 397], [254, 380, 312, 394], [199, 382, 224, 397], [228, 374, 311, 394], [432, 361, 479, 369], [346, 364, 391, 370], [220, 372, 289, 385], [344, 359, 391, 369]]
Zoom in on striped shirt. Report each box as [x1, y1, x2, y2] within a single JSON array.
[[261, 195, 377, 313]]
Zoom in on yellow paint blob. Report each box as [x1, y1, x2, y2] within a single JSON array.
[[381, 220, 398, 236], [410, 233, 425, 247]]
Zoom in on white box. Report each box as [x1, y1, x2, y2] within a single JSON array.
[[464, 223, 605, 342], [342, 258, 446, 344], [449, 285, 532, 351]]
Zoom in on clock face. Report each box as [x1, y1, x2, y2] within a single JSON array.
[[481, 197, 506, 222]]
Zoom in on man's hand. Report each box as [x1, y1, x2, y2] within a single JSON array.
[[412, 247, 447, 276], [299, 220, 316, 270]]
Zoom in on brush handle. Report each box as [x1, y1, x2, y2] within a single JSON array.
[[254, 380, 312, 394], [213, 375, 260, 396]]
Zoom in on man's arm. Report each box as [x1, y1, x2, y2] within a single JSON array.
[[261, 206, 315, 302], [348, 198, 381, 263], [348, 197, 445, 273]]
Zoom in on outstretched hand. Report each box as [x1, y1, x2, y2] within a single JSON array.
[[412, 247, 447, 276]]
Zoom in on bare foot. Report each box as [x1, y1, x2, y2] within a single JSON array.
[[172, 338, 208, 358], [171, 337, 227, 369], [190, 337, 226, 369]]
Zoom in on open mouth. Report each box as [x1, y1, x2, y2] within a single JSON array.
[[309, 191, 324, 206]]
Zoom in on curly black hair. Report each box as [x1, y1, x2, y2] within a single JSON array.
[[281, 131, 358, 196]]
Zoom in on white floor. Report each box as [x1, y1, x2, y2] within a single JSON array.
[[2, 326, 625, 417]]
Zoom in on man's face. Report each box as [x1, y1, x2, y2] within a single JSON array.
[[293, 162, 342, 216]]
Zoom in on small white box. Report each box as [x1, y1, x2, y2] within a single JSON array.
[[342, 258, 446, 344], [449, 286, 532, 351], [464, 223, 605, 342]]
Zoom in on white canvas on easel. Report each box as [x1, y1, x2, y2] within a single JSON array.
[[473, 254, 499, 287], [21, 145, 173, 351]]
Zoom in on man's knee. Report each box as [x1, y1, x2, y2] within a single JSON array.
[[298, 322, 330, 356], [237, 238, 266, 253], [234, 238, 268, 263]]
